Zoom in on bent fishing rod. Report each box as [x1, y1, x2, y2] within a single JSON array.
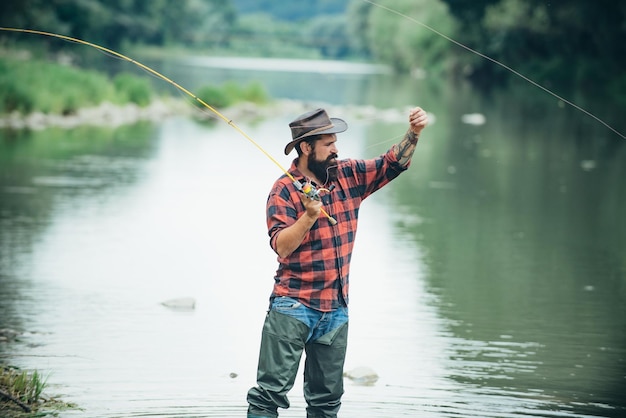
[[0, 27, 338, 225]]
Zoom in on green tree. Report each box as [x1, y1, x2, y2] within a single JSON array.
[[0, 0, 236, 49], [159, 0, 236, 47], [346, 0, 373, 58], [440, 0, 626, 94], [232, 0, 350, 21], [306, 15, 351, 58], [348, 0, 455, 74]]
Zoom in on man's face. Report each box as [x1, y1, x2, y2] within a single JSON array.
[[307, 134, 338, 184]]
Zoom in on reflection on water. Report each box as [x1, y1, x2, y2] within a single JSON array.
[[385, 82, 626, 417], [1, 64, 625, 417]]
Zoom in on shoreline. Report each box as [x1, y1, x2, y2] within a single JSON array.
[[0, 98, 188, 131], [0, 98, 415, 131]]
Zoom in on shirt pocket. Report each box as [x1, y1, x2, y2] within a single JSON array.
[[331, 190, 353, 223]]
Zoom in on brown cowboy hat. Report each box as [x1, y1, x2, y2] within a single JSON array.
[[284, 108, 348, 155]]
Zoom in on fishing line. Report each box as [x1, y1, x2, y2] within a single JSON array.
[[365, 133, 405, 150], [73, 36, 220, 121], [0, 27, 338, 224], [362, 0, 625, 140]]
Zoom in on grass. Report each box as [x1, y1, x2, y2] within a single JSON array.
[[0, 367, 48, 404], [195, 80, 269, 109], [0, 55, 153, 115], [0, 365, 78, 417], [0, 52, 271, 119]]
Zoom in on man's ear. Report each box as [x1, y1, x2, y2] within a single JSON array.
[[299, 141, 311, 156]]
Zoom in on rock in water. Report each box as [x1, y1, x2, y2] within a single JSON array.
[[461, 113, 486, 126], [161, 297, 196, 311], [343, 366, 379, 386]]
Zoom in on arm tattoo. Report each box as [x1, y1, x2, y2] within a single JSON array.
[[393, 130, 419, 167]]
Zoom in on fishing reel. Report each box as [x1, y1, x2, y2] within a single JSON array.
[[293, 180, 338, 225], [293, 180, 334, 201]]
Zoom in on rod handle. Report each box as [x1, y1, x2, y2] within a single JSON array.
[[321, 208, 337, 225]]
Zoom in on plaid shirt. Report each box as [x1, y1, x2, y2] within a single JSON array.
[[266, 147, 409, 312]]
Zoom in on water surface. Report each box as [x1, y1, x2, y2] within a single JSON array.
[[1, 57, 625, 417]]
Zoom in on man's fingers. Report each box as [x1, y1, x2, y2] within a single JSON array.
[[409, 108, 426, 123]]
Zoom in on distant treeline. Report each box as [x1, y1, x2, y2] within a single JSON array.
[[350, 0, 625, 97], [0, 0, 236, 49], [232, 0, 350, 21], [1, 0, 624, 98]]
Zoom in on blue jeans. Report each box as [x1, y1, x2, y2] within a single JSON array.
[[273, 296, 349, 343], [247, 297, 349, 418]]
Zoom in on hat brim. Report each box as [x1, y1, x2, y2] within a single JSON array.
[[284, 118, 347, 155]]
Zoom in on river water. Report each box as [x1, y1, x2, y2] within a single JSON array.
[[1, 56, 625, 417]]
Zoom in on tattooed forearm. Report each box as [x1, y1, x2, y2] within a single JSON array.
[[393, 130, 419, 167]]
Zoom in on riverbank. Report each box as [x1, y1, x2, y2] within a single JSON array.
[[0, 50, 414, 132], [0, 99, 180, 130], [0, 53, 272, 130], [0, 97, 416, 131]]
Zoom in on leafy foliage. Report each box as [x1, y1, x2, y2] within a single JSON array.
[[113, 73, 153, 107], [438, 0, 626, 93], [0, 0, 236, 49], [195, 81, 269, 109], [0, 57, 153, 114], [347, 0, 625, 97], [232, 0, 350, 21], [1, 0, 624, 96], [348, 0, 456, 74]]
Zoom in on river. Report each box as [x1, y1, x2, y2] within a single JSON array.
[[1, 56, 625, 417]]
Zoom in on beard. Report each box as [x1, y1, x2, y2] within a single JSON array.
[[308, 152, 338, 184]]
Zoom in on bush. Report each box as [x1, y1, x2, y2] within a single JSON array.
[[35, 62, 115, 114], [113, 73, 153, 107], [0, 56, 154, 115], [236, 81, 269, 104], [195, 84, 232, 109], [194, 81, 269, 110], [0, 55, 271, 116], [0, 78, 35, 113]]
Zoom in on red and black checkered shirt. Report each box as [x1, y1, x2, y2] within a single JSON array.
[[266, 148, 409, 312]]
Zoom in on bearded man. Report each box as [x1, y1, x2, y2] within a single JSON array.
[[247, 107, 428, 418]]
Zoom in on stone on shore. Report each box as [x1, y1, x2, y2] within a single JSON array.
[[1, 98, 436, 131], [0, 99, 186, 130]]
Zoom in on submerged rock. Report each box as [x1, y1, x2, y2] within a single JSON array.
[[461, 113, 486, 126], [580, 160, 597, 171], [343, 366, 379, 386], [160, 297, 196, 311]]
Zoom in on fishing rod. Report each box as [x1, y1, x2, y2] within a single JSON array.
[[0, 27, 338, 225], [362, 0, 625, 141]]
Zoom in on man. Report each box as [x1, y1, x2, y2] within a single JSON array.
[[247, 107, 428, 418]]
